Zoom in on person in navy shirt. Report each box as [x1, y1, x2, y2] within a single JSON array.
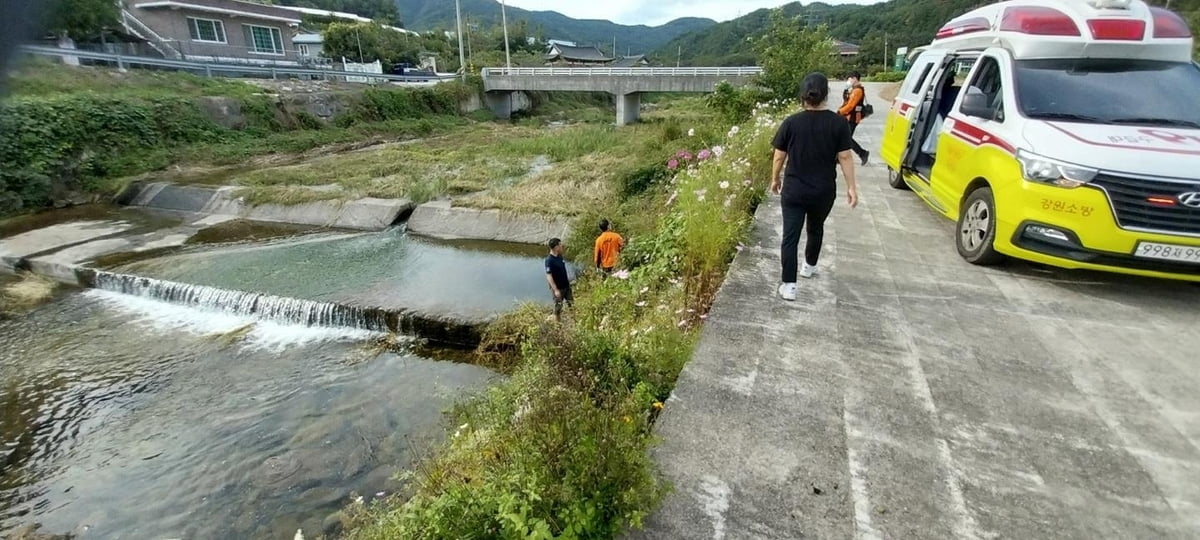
[[545, 238, 572, 321]]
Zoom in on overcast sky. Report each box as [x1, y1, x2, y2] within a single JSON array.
[[502, 0, 878, 27]]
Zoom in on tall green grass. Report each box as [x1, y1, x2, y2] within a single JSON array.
[[344, 101, 790, 539]]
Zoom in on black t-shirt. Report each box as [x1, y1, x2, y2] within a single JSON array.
[[771, 110, 852, 200], [545, 254, 570, 290]]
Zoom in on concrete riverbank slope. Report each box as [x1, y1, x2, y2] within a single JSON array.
[[634, 86, 1200, 538]]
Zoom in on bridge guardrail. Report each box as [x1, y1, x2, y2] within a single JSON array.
[[18, 45, 460, 83], [481, 67, 763, 77]]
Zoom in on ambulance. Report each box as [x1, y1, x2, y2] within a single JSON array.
[[881, 0, 1200, 281]]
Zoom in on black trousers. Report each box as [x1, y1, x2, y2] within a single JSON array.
[[848, 121, 866, 156], [781, 193, 837, 283]]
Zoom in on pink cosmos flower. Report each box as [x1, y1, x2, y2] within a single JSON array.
[[697, 149, 713, 160], [667, 159, 679, 170]]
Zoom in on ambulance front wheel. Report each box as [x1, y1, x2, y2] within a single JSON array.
[[956, 187, 1006, 266], [887, 168, 909, 190]]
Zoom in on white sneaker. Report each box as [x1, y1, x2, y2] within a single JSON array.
[[800, 263, 818, 279], [778, 282, 797, 301]]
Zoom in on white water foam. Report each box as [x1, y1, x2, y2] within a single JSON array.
[[84, 289, 381, 352]]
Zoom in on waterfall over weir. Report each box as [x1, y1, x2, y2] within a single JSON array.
[[93, 271, 392, 332]]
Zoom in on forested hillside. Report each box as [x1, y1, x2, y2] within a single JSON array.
[[658, 0, 1200, 67]]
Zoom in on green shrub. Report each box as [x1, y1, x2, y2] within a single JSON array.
[[0, 93, 224, 214], [346, 86, 463, 125], [618, 162, 670, 200], [706, 81, 768, 125], [868, 70, 908, 83]]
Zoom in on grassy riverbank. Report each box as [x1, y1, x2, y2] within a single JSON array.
[[344, 102, 787, 538], [0, 62, 475, 216], [222, 102, 702, 216]]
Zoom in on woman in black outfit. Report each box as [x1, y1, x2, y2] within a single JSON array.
[[769, 72, 860, 301]]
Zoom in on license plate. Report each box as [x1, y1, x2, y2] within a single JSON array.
[[1133, 242, 1200, 264]]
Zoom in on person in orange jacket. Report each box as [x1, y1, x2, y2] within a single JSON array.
[[838, 71, 870, 165], [593, 219, 624, 275]]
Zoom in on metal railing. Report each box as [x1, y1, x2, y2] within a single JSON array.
[[482, 66, 763, 77], [19, 45, 461, 83]]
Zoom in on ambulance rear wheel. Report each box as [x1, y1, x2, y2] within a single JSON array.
[[887, 168, 910, 190], [957, 187, 1005, 266]]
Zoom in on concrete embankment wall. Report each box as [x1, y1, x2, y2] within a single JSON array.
[[406, 200, 572, 245], [118, 182, 413, 231]]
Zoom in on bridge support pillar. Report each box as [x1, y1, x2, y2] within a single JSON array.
[[615, 92, 641, 126], [485, 91, 514, 119]]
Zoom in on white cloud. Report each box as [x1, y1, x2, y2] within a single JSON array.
[[501, 0, 826, 26]]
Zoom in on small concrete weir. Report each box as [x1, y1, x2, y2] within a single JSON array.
[[90, 271, 483, 348]]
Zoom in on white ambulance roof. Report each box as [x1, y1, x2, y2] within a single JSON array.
[[929, 0, 1194, 62]]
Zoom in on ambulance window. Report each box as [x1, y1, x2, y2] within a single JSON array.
[[961, 57, 1004, 121], [907, 61, 935, 97]]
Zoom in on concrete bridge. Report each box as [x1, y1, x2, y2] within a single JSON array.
[[481, 66, 762, 125]]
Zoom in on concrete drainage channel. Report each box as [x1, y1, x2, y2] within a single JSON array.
[[1, 182, 574, 349]]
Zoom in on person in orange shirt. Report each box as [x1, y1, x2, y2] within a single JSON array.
[[593, 219, 624, 275], [838, 71, 870, 165]]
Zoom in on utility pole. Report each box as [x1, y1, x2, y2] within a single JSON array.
[[501, 0, 512, 70], [677, 45, 681, 67], [612, 36, 617, 59], [455, 0, 466, 81], [465, 16, 473, 60], [883, 33, 888, 72], [355, 28, 364, 63]]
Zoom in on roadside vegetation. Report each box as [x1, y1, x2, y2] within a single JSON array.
[[344, 96, 785, 539]]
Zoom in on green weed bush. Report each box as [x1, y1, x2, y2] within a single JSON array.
[[345, 102, 790, 540], [869, 70, 908, 83], [0, 94, 223, 214]]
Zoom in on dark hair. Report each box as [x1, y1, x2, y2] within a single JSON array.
[[548, 237, 561, 249], [848, 71, 862, 80], [599, 219, 610, 232], [799, 72, 829, 107]]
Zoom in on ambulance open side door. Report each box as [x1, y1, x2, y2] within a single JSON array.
[[901, 51, 958, 176]]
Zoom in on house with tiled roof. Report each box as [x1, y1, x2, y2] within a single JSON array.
[[610, 54, 650, 68], [834, 40, 861, 57], [545, 43, 612, 66]]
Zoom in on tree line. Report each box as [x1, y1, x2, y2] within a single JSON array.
[[658, 0, 1200, 68]]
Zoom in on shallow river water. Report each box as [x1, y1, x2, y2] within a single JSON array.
[[0, 290, 497, 538]]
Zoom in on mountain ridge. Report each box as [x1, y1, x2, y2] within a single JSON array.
[[394, 0, 716, 55]]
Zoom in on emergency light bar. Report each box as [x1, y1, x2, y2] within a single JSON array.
[[1151, 7, 1192, 38], [936, 17, 992, 39], [1000, 6, 1081, 36]]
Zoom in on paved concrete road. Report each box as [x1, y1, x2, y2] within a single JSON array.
[[633, 84, 1200, 539]]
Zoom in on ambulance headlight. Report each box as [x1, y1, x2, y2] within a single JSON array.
[[1017, 150, 1097, 188]]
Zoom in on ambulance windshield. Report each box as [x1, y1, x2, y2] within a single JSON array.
[[1014, 59, 1200, 128]]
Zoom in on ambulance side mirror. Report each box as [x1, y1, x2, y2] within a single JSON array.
[[960, 92, 996, 121]]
